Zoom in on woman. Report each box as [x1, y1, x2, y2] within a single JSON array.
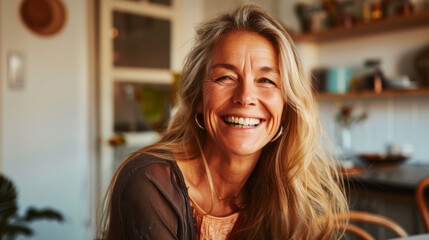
[[100, 4, 348, 240]]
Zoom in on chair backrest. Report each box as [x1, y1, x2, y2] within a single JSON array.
[[416, 176, 429, 232], [337, 210, 409, 240]]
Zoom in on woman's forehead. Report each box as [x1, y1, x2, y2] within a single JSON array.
[[209, 31, 279, 70]]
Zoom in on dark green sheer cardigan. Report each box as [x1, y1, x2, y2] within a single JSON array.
[[107, 154, 197, 239]]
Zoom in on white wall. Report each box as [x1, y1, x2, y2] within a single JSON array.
[[310, 27, 429, 165], [276, 0, 300, 32], [202, 0, 278, 21], [315, 27, 429, 80], [319, 97, 429, 165], [173, 0, 204, 71], [1, 0, 90, 239]]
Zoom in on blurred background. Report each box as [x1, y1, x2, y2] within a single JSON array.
[[1, 0, 429, 239]]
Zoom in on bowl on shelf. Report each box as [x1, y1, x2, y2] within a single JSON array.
[[386, 76, 419, 90], [356, 153, 409, 168]]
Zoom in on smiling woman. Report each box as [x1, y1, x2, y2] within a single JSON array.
[[99, 4, 349, 240], [200, 31, 284, 159]]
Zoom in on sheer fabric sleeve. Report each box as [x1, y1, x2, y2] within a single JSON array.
[[108, 160, 189, 240]]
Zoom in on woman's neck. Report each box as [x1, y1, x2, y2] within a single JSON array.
[[204, 147, 259, 200], [177, 142, 261, 217]]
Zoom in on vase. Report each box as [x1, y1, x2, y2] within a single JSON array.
[[336, 125, 354, 168]]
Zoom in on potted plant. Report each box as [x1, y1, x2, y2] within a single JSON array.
[[335, 104, 367, 167], [0, 174, 63, 239]]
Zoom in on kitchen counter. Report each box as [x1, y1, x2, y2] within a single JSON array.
[[347, 164, 429, 192], [344, 163, 429, 237]]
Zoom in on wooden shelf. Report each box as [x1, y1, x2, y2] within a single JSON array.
[[292, 10, 429, 43], [317, 87, 429, 100]]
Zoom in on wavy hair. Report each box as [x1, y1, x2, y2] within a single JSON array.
[[100, 4, 348, 240]]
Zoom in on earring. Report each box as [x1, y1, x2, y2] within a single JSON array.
[[270, 126, 283, 142], [195, 113, 205, 130], [271, 122, 291, 142]]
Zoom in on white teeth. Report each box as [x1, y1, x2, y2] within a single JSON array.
[[224, 116, 260, 127]]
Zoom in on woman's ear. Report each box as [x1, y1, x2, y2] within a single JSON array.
[[197, 101, 203, 113]]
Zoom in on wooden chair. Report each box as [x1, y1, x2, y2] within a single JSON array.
[[337, 210, 409, 240], [416, 176, 429, 232]]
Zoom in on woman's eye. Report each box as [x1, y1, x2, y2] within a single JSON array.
[[215, 76, 234, 82], [259, 78, 277, 86]]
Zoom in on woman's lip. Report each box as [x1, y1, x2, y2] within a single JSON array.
[[221, 114, 265, 120], [221, 115, 265, 127], [221, 120, 262, 129]]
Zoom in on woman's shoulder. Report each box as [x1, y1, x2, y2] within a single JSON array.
[[110, 153, 195, 240], [120, 153, 174, 176], [115, 153, 186, 197]]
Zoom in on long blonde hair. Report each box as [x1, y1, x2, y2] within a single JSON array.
[[100, 4, 348, 240]]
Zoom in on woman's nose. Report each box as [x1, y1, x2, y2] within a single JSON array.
[[232, 80, 257, 106]]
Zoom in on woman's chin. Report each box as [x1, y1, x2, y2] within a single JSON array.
[[223, 142, 265, 158]]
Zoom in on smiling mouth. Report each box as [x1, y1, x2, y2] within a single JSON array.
[[222, 116, 261, 128]]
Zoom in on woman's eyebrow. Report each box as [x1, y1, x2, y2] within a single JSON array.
[[211, 64, 279, 74], [260, 66, 279, 74], [211, 63, 237, 71]]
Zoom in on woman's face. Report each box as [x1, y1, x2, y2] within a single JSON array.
[[200, 30, 285, 157]]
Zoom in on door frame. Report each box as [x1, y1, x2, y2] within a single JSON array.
[[87, 0, 100, 237], [0, 0, 3, 171], [92, 0, 179, 235]]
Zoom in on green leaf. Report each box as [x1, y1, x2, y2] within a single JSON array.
[[1, 224, 33, 236], [0, 175, 18, 222], [0, 174, 64, 239], [23, 208, 64, 222], [139, 85, 171, 124]]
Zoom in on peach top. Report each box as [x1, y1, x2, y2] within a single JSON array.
[[190, 197, 239, 240]]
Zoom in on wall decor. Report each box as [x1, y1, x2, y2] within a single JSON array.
[[7, 51, 25, 90], [19, 0, 66, 36]]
